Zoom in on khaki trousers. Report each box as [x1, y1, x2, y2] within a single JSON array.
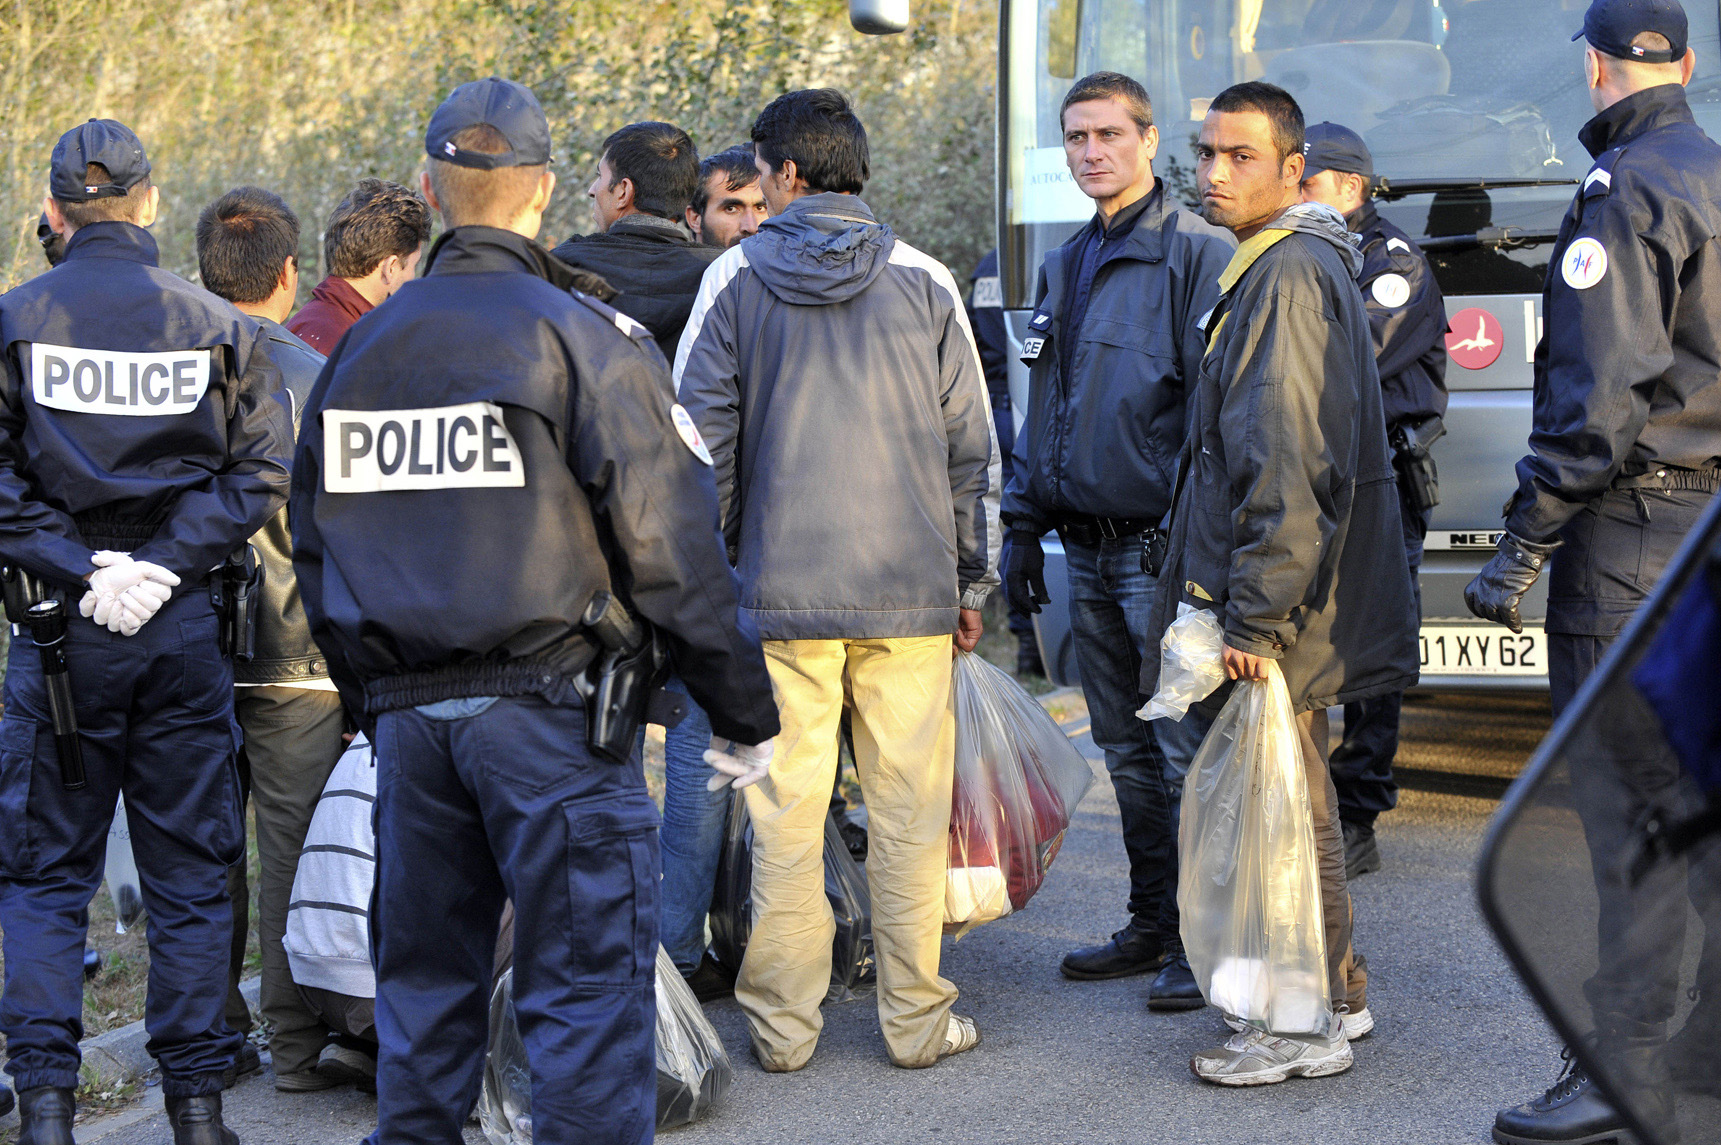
[[1296, 709, 1368, 1012], [736, 636, 958, 1070]]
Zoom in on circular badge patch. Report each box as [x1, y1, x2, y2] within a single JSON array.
[[1445, 307, 1505, 370], [670, 403, 713, 466], [1562, 237, 1609, 290], [1370, 273, 1411, 309]]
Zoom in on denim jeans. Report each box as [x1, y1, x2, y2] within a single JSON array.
[[1064, 536, 1206, 944], [658, 675, 724, 973]]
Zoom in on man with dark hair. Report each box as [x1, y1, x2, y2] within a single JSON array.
[[677, 86, 998, 1072], [1004, 69, 1234, 1009], [1298, 123, 1450, 880], [0, 118, 292, 1144], [294, 78, 778, 1145], [686, 144, 769, 249], [194, 187, 374, 1095], [1144, 80, 1416, 1085], [288, 179, 429, 355], [552, 121, 718, 360]]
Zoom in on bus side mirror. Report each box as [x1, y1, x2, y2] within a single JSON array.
[[850, 0, 909, 34]]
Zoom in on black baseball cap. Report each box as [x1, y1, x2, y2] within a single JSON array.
[[1302, 122, 1373, 181], [49, 119, 150, 201], [425, 78, 552, 169], [1573, 0, 1688, 63]]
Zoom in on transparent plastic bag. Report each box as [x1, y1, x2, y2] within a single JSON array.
[[1139, 603, 1227, 722], [479, 946, 735, 1143], [708, 792, 876, 1001], [105, 795, 144, 933], [945, 651, 1095, 937], [1177, 660, 1330, 1035]]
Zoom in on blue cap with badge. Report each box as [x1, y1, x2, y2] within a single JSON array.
[[1573, 0, 1688, 64], [425, 77, 553, 170], [1303, 122, 1374, 181], [49, 119, 150, 202]]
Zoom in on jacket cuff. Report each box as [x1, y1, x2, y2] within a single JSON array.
[[1222, 621, 1286, 659], [960, 585, 993, 611]]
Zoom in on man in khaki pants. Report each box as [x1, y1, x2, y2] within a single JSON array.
[[676, 89, 1000, 1071]]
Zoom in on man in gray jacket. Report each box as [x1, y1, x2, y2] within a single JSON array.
[[1004, 70, 1234, 1007], [676, 88, 999, 1073], [1144, 83, 1417, 1086]]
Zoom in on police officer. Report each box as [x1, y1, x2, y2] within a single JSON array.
[[0, 120, 292, 1145], [290, 79, 779, 1145], [1298, 122, 1449, 880], [1466, 2, 1721, 1141]]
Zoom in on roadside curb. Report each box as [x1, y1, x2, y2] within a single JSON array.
[[78, 975, 261, 1095]]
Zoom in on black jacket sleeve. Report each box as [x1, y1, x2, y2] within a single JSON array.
[[0, 347, 101, 587]]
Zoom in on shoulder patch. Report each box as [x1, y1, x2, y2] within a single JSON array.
[[670, 403, 713, 465], [1582, 167, 1613, 197], [1561, 237, 1609, 290], [1370, 273, 1411, 309], [1385, 237, 1411, 255]]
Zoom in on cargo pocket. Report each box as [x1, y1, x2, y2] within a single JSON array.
[[564, 789, 660, 988], [178, 614, 234, 716], [0, 719, 42, 877]]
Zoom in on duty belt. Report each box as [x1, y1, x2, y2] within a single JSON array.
[[1612, 466, 1721, 493], [1054, 513, 1158, 546]]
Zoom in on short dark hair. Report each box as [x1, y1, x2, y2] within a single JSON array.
[[1059, 72, 1154, 133], [195, 187, 300, 305], [751, 89, 868, 195], [690, 144, 759, 215], [1208, 82, 1305, 163], [56, 163, 152, 230], [602, 122, 700, 219], [323, 179, 431, 279]]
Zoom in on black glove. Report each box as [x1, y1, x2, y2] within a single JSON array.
[[1005, 530, 1050, 615], [1464, 532, 1560, 634]]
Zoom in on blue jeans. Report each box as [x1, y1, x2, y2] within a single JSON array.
[[658, 676, 725, 973], [1064, 536, 1206, 943]]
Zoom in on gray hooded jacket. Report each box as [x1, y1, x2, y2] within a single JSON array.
[[674, 192, 1000, 640], [1142, 203, 1418, 712]]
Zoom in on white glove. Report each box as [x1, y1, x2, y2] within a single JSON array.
[[704, 737, 774, 792], [79, 551, 180, 635]]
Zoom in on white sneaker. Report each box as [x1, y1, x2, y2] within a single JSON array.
[[1224, 1006, 1373, 1041], [939, 1013, 980, 1060], [1192, 1013, 1353, 1086]]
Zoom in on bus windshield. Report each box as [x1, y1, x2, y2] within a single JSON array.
[[1002, 0, 1721, 306]]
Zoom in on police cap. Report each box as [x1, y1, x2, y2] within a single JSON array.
[[1573, 0, 1688, 63], [425, 78, 553, 170], [1303, 122, 1373, 181], [49, 119, 150, 202]]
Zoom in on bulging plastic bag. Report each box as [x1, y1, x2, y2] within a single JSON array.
[[1139, 603, 1227, 722], [479, 945, 735, 1142], [708, 792, 876, 1002], [105, 795, 144, 933], [1178, 660, 1329, 1035], [945, 651, 1095, 936]]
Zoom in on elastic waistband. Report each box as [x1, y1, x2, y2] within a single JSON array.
[[362, 653, 594, 716], [73, 513, 167, 551], [1612, 466, 1721, 493]]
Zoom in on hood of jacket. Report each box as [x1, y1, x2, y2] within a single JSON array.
[[1269, 201, 1364, 280], [742, 192, 896, 305]]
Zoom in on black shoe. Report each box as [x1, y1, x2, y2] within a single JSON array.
[[684, 952, 737, 1003], [17, 1086, 76, 1145], [221, 1040, 262, 1090], [1060, 926, 1166, 980], [166, 1093, 240, 1145], [1343, 820, 1382, 880], [1669, 989, 1721, 1096], [1492, 1050, 1631, 1145], [0, 1083, 12, 1118], [1016, 638, 1045, 678], [1147, 953, 1206, 1011], [834, 814, 868, 862]]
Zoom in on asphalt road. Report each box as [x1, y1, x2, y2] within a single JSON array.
[[72, 690, 1557, 1145]]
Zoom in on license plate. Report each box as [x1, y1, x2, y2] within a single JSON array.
[[1419, 624, 1546, 676]]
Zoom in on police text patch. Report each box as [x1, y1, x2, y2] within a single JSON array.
[[30, 344, 210, 416], [323, 402, 525, 493]]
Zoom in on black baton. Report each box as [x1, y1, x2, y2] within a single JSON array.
[[26, 599, 86, 791]]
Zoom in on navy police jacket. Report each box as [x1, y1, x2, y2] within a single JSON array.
[[1346, 202, 1448, 431], [1508, 84, 1721, 543], [0, 221, 292, 590], [290, 226, 779, 746]]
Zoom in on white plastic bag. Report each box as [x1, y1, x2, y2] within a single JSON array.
[[105, 796, 143, 933], [1177, 660, 1330, 1035], [1139, 603, 1227, 722]]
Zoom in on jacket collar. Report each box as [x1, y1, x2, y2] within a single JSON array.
[[308, 275, 372, 322], [1056, 180, 1169, 269], [605, 213, 693, 244], [62, 221, 159, 266], [256, 315, 320, 356], [768, 191, 877, 229], [1344, 201, 1380, 235], [422, 225, 585, 292], [1218, 227, 1295, 293], [1579, 84, 1695, 158]]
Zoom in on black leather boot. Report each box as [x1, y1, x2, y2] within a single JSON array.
[[1148, 951, 1206, 1011], [1492, 1049, 1632, 1145], [17, 1086, 76, 1145], [166, 1092, 240, 1145], [1669, 988, 1721, 1096], [0, 1083, 13, 1117], [1060, 925, 1165, 980]]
